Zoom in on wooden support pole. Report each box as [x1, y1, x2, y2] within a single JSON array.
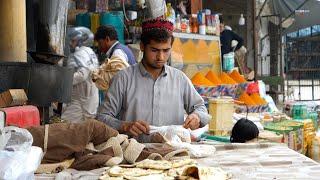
[[0, 0, 27, 62], [253, 0, 258, 78]]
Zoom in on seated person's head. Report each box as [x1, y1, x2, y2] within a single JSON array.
[[230, 118, 259, 143]]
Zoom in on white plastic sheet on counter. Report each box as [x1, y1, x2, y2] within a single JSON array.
[[0, 126, 42, 179], [150, 125, 215, 158], [0, 146, 43, 180]]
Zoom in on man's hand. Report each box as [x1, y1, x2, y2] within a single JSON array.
[[183, 113, 200, 130], [121, 120, 150, 137]]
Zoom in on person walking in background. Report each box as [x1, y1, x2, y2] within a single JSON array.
[[62, 27, 99, 122], [219, 16, 244, 56], [219, 16, 253, 80]]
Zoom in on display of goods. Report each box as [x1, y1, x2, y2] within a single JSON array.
[[309, 112, 318, 130], [234, 82, 250, 99], [308, 136, 320, 163], [238, 92, 256, 105], [292, 105, 308, 120], [192, 71, 253, 99], [280, 121, 304, 154], [219, 84, 238, 98], [259, 130, 283, 143], [194, 84, 239, 98], [194, 86, 221, 98], [236, 104, 269, 113], [220, 72, 237, 85], [264, 121, 304, 153], [191, 72, 215, 86], [295, 119, 316, 155], [250, 93, 267, 105], [205, 70, 222, 85], [229, 70, 246, 83]]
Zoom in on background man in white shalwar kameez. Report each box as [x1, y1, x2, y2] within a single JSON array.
[[62, 27, 99, 122]]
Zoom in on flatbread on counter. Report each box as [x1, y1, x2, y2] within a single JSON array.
[[99, 173, 123, 180], [182, 166, 231, 180], [99, 158, 231, 180], [123, 174, 171, 180], [135, 159, 173, 170], [167, 166, 190, 177], [135, 158, 196, 170], [172, 159, 197, 168], [108, 166, 163, 177]]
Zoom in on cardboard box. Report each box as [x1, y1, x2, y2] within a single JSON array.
[[0, 89, 28, 108]]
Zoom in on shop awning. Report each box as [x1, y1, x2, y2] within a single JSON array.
[[269, 0, 320, 33]]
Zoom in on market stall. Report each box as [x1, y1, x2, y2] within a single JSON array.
[[2, 0, 320, 180]]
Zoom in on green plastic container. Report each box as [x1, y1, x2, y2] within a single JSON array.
[[100, 11, 125, 44], [76, 13, 91, 28], [264, 122, 294, 134], [223, 52, 235, 72], [292, 104, 301, 119], [201, 133, 230, 143], [309, 112, 318, 130]]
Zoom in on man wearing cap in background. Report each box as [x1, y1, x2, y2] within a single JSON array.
[[97, 18, 210, 142], [95, 25, 136, 65]]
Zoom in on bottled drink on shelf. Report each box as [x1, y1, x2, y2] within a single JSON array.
[[190, 14, 198, 33], [175, 14, 181, 32]]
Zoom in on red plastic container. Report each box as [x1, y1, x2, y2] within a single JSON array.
[[3, 105, 40, 128]]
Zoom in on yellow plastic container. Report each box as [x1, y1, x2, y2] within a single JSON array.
[[208, 98, 235, 135], [91, 13, 100, 34]]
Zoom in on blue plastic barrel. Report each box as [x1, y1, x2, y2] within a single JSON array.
[[76, 13, 91, 29], [100, 11, 125, 44]]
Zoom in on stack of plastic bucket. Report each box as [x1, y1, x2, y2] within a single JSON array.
[[100, 11, 125, 44], [76, 13, 91, 29]]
